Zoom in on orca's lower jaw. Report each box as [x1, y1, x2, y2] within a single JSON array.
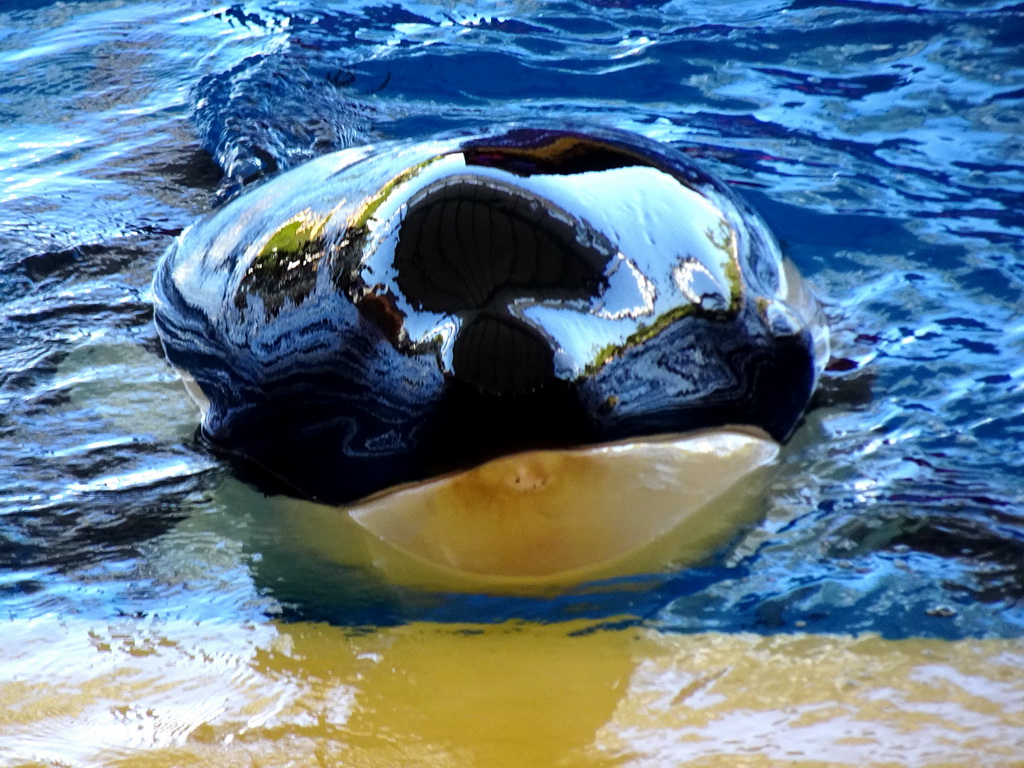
[[307, 426, 781, 592]]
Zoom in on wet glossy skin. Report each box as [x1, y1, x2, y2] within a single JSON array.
[[153, 126, 825, 503]]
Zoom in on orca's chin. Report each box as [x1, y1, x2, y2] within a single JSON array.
[[281, 427, 778, 593]]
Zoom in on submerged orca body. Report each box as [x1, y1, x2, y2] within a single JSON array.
[[154, 126, 826, 505]]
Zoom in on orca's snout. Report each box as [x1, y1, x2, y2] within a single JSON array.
[[153, 125, 827, 505]]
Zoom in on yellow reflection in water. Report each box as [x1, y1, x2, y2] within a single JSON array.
[[2, 617, 1022, 767]]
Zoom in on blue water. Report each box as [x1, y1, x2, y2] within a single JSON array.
[[1, 0, 1022, 640]]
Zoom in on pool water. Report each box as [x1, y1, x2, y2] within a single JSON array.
[[1, 0, 1023, 764]]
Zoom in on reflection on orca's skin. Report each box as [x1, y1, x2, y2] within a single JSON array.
[[154, 126, 827, 504]]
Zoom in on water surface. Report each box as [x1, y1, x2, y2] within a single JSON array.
[[2, 0, 1023, 764]]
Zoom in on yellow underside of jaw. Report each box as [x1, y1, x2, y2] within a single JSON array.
[[279, 426, 780, 592]]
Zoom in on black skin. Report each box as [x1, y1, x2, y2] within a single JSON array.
[[154, 126, 826, 504]]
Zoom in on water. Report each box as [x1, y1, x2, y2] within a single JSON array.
[[2, 0, 1023, 764]]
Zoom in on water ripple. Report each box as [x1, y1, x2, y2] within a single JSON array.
[[0, 0, 1022, 638]]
